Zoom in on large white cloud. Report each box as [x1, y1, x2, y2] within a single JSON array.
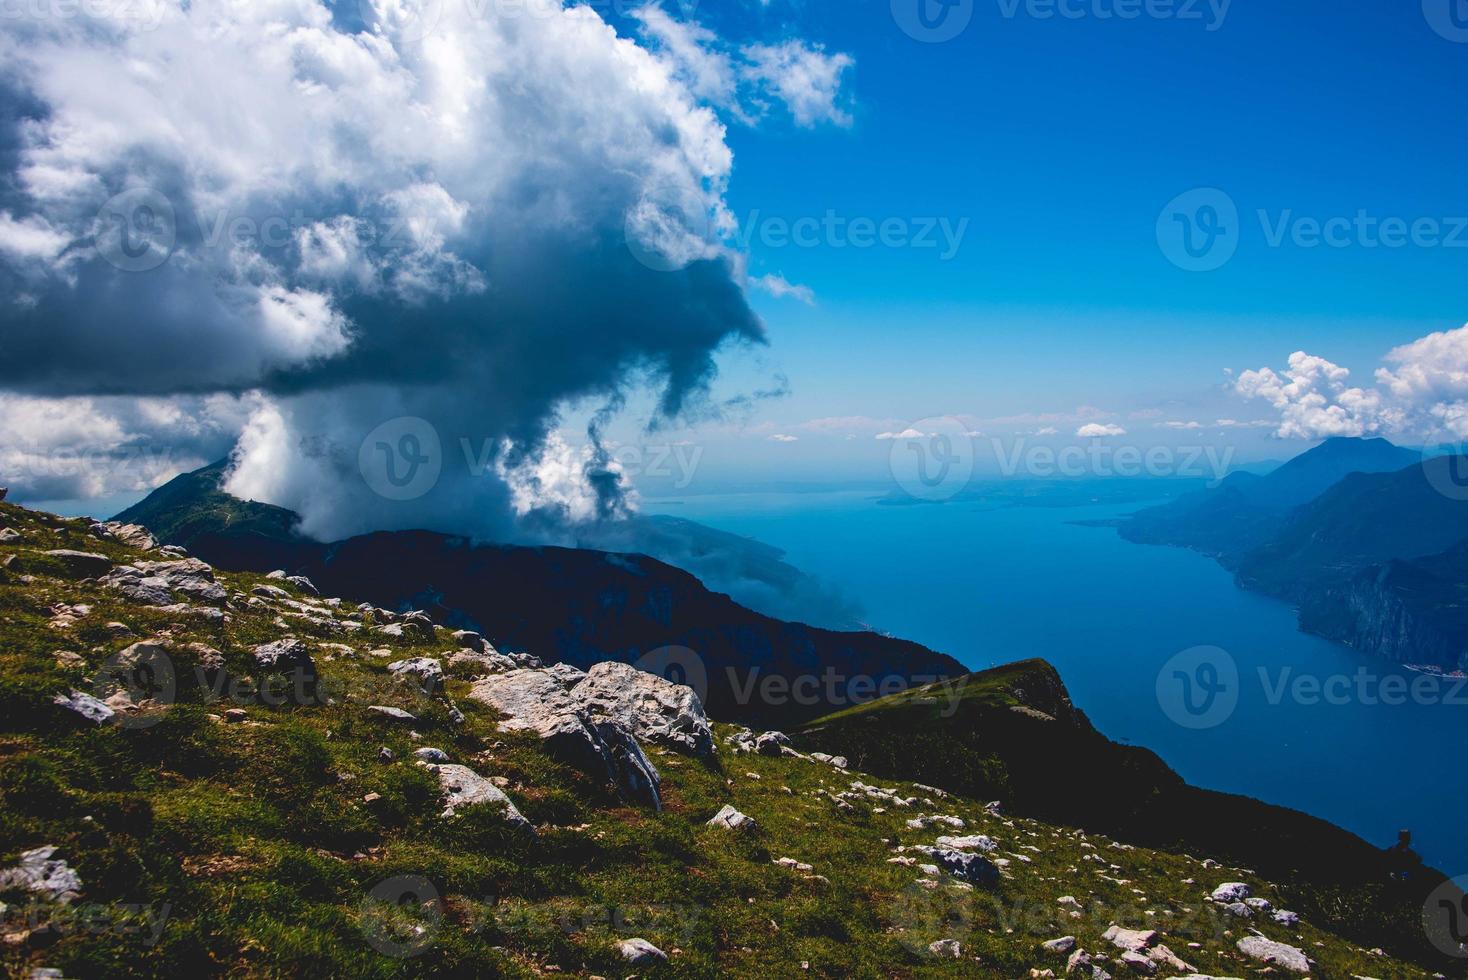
[[1235, 324, 1468, 439], [0, 1, 850, 532]]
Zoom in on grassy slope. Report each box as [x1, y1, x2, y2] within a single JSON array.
[[0, 500, 1441, 978]]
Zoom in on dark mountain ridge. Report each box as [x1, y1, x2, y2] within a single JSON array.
[[115, 463, 964, 725]]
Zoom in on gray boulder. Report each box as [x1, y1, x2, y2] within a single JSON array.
[[387, 657, 445, 694], [707, 804, 757, 831], [928, 938, 961, 958], [43, 550, 114, 578], [367, 705, 418, 722], [1209, 882, 1250, 903], [53, 690, 115, 725], [0, 846, 82, 903], [1235, 935, 1310, 972], [569, 661, 714, 757], [755, 731, 791, 756], [617, 937, 667, 966], [91, 522, 158, 551], [419, 762, 530, 825], [105, 558, 227, 607], [252, 639, 316, 677], [0, 527, 21, 543], [916, 846, 1000, 886], [470, 669, 661, 809]]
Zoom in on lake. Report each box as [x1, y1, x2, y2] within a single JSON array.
[[645, 488, 1467, 875]]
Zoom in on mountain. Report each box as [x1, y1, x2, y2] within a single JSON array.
[[115, 463, 963, 725], [795, 660, 1443, 965], [1117, 438, 1468, 669], [0, 500, 1452, 976], [1121, 437, 1421, 561]]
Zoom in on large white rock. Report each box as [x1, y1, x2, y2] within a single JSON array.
[[470, 669, 661, 809], [569, 661, 714, 757], [104, 558, 227, 607], [387, 657, 445, 694], [1209, 882, 1251, 903], [1235, 936, 1310, 973], [419, 762, 530, 826]]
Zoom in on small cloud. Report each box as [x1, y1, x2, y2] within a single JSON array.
[[1158, 420, 1203, 430], [875, 428, 927, 440], [1076, 423, 1127, 438], [1034, 426, 1059, 436], [769, 433, 799, 442], [749, 273, 815, 305], [964, 430, 983, 437]]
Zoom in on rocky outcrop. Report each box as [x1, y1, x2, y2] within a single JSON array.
[[470, 669, 663, 809], [103, 558, 228, 607], [570, 661, 714, 757], [43, 550, 113, 578]]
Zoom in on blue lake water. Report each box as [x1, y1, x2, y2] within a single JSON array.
[[645, 489, 1467, 875]]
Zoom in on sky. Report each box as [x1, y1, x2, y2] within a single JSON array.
[[1, 0, 1467, 521]]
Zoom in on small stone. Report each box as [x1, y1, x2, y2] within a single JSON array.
[[1210, 882, 1251, 904], [223, 708, 248, 723], [367, 705, 417, 722], [1042, 936, 1076, 954], [707, 804, 757, 831], [617, 937, 667, 966], [413, 747, 449, 763], [928, 938, 961, 958], [379, 747, 396, 762]]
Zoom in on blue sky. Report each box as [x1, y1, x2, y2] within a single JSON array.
[[593, 0, 1468, 485], [4, 0, 1468, 516]]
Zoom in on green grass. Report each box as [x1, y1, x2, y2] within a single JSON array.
[[0, 500, 1446, 977]]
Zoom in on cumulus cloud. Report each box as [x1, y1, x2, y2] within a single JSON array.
[[1233, 324, 1468, 439], [1076, 423, 1127, 438], [0, 392, 255, 500], [634, 7, 854, 128], [769, 433, 799, 442], [0, 0, 856, 538], [875, 428, 926, 440]]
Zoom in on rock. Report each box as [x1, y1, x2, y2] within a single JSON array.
[[286, 575, 318, 594], [53, 690, 114, 725], [1244, 897, 1272, 912], [1235, 935, 1310, 972], [470, 669, 661, 808], [251, 639, 317, 684], [1120, 950, 1156, 974], [0, 527, 20, 543], [568, 661, 714, 757], [754, 731, 792, 756], [726, 728, 757, 754], [0, 846, 82, 903], [419, 762, 530, 825], [252, 584, 290, 600], [906, 814, 965, 831], [0, 486, 6, 500], [934, 834, 997, 852], [1102, 926, 1158, 954], [92, 522, 158, 550], [1209, 882, 1250, 904], [917, 847, 999, 886], [43, 549, 114, 578], [378, 747, 396, 762], [451, 629, 485, 647], [448, 648, 521, 675], [157, 545, 188, 558], [267, 570, 288, 579], [105, 558, 227, 607], [1221, 902, 1251, 918], [1042, 936, 1076, 954], [810, 752, 849, 768], [707, 804, 757, 831], [223, 708, 248, 723], [544, 662, 588, 687], [367, 705, 418, 722], [413, 747, 449, 762], [617, 937, 667, 966], [387, 657, 445, 694], [1271, 909, 1300, 927], [928, 938, 962, 957]]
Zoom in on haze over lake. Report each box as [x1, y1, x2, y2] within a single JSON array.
[[647, 487, 1467, 875]]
